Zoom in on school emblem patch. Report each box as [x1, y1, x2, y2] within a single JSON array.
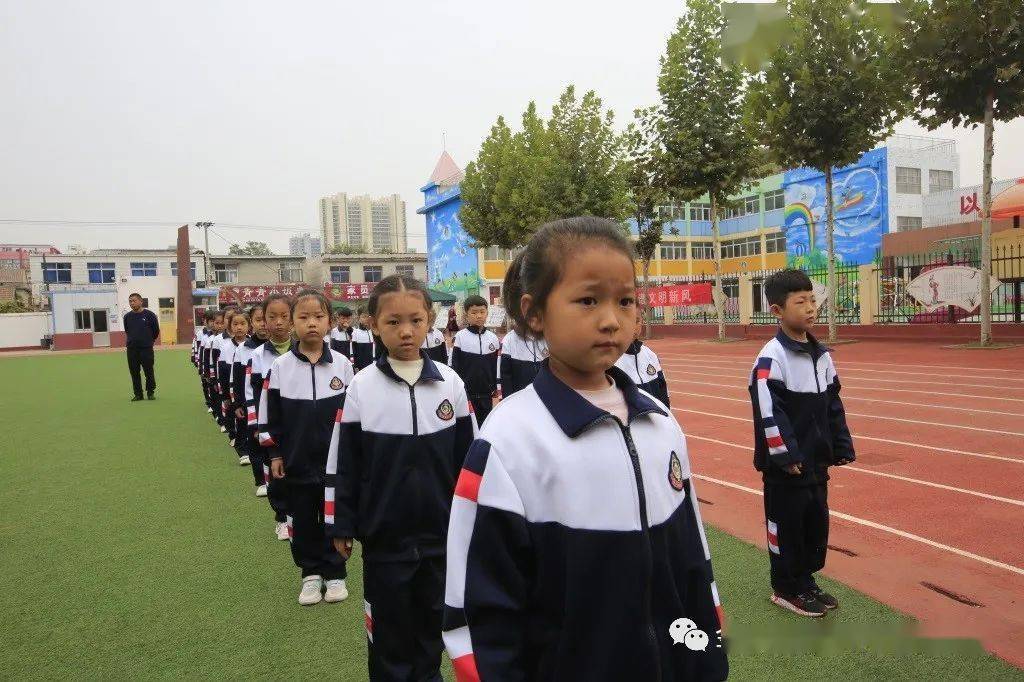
[[646, 363, 657, 377], [668, 451, 684, 491], [436, 399, 454, 421], [329, 376, 343, 391], [488, 343, 496, 352]]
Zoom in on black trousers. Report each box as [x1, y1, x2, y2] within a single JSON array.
[[285, 481, 347, 580], [245, 431, 263, 485], [468, 393, 493, 428], [126, 346, 156, 397], [363, 556, 445, 682], [763, 482, 829, 597]]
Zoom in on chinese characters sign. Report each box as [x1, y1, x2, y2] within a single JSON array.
[[323, 283, 373, 301], [218, 284, 306, 305], [638, 283, 714, 308]]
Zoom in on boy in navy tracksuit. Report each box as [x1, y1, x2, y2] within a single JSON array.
[[422, 309, 449, 366], [750, 269, 855, 618], [450, 295, 501, 425], [351, 307, 377, 371], [497, 326, 547, 397], [615, 310, 670, 407], [328, 306, 355, 360], [201, 311, 226, 419]]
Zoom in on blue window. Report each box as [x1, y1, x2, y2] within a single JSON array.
[[42, 262, 72, 283], [87, 262, 116, 284], [130, 262, 158, 277], [170, 261, 197, 280]]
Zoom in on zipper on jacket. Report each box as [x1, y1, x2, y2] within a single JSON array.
[[617, 420, 662, 682], [407, 384, 419, 436], [310, 364, 317, 404]]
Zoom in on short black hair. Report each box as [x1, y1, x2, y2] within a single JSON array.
[[261, 292, 292, 315], [356, 306, 366, 316], [292, 288, 330, 317], [368, 275, 432, 317], [463, 294, 487, 311], [203, 309, 217, 321], [128, 292, 142, 300], [764, 269, 814, 308], [336, 306, 353, 317]]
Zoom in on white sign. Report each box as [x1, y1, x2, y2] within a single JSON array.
[[907, 266, 1001, 313], [485, 304, 507, 330], [759, 281, 829, 313]]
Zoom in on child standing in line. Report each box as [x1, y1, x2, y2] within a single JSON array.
[[247, 294, 294, 540], [615, 308, 671, 407], [201, 310, 226, 423], [196, 310, 216, 412], [329, 306, 355, 360], [351, 307, 377, 372], [498, 252, 548, 398], [443, 217, 728, 681], [259, 289, 354, 605], [421, 308, 449, 366], [219, 308, 250, 462], [327, 275, 476, 681], [234, 305, 268, 494], [750, 269, 854, 618], [450, 295, 500, 425]]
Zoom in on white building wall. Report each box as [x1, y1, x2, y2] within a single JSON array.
[[49, 290, 122, 335], [923, 178, 1019, 228], [885, 138, 960, 233], [0, 312, 50, 349], [27, 254, 208, 301]]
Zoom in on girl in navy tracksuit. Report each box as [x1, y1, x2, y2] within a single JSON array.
[[219, 308, 250, 461], [326, 275, 476, 681], [259, 289, 354, 606], [443, 217, 728, 682], [498, 262, 548, 398], [234, 305, 268, 492]]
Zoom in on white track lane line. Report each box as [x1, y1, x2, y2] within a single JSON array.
[[686, 433, 1024, 508], [668, 389, 1024, 438], [671, 407, 1024, 465], [692, 473, 1024, 578], [656, 351, 1022, 375], [666, 376, 1024, 417]]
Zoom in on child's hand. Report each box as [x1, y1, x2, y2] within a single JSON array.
[[235, 407, 245, 419], [333, 537, 354, 559], [492, 388, 502, 401], [270, 458, 286, 479], [783, 463, 803, 475]]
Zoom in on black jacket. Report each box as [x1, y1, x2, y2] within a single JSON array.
[[451, 326, 500, 396], [123, 309, 160, 348]]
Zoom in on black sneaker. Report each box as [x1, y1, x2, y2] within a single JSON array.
[[131, 395, 144, 402], [771, 591, 828, 617], [147, 393, 155, 400], [809, 586, 838, 610]]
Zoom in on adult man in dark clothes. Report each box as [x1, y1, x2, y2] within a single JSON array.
[[123, 293, 160, 401]]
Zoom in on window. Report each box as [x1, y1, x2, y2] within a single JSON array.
[[170, 261, 197, 280], [659, 244, 688, 260], [213, 263, 237, 283], [895, 166, 921, 194], [330, 265, 350, 283], [689, 203, 711, 222], [690, 241, 714, 259], [363, 265, 383, 283], [87, 262, 116, 284], [656, 204, 686, 221], [929, 169, 954, 193], [395, 265, 415, 277], [897, 216, 923, 232], [347, 205, 363, 246], [484, 246, 511, 261], [766, 232, 786, 253], [372, 204, 391, 250], [764, 189, 785, 211], [721, 236, 761, 259], [130, 262, 157, 277], [0, 258, 20, 268], [744, 195, 760, 215], [279, 264, 303, 282], [42, 262, 71, 283], [74, 309, 93, 331]]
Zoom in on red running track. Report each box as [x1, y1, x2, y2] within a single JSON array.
[[647, 337, 1024, 669]]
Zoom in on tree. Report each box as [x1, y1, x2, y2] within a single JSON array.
[[748, 0, 907, 343], [228, 241, 273, 256], [626, 107, 670, 340], [328, 244, 365, 255], [460, 85, 630, 249], [902, 0, 1024, 346], [656, 0, 765, 341]]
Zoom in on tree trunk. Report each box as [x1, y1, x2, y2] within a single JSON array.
[[642, 258, 652, 340], [825, 166, 837, 344], [711, 194, 725, 341], [980, 89, 994, 346]]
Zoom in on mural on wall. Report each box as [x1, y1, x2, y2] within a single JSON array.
[[423, 190, 481, 297], [783, 147, 888, 268]]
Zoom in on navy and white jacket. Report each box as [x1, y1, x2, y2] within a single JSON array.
[[422, 328, 449, 366], [231, 336, 263, 413], [615, 340, 670, 408], [749, 330, 855, 486], [191, 328, 206, 368], [245, 339, 285, 431], [450, 326, 500, 397], [498, 329, 547, 397], [328, 326, 354, 360], [351, 326, 377, 371], [200, 332, 220, 389], [325, 352, 477, 562], [217, 337, 244, 413], [257, 343, 355, 485], [443, 363, 727, 682]]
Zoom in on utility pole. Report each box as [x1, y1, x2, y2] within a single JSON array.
[[195, 221, 214, 286]]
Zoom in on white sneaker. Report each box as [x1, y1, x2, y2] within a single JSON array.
[[298, 576, 323, 606], [239, 455, 251, 466], [255, 484, 268, 497], [219, 425, 227, 433], [276, 522, 290, 541], [206, 407, 213, 414], [324, 579, 349, 603], [229, 438, 236, 448]]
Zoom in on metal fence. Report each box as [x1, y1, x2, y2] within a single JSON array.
[[751, 263, 861, 324], [648, 275, 740, 324]]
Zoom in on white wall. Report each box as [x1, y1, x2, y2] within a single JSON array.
[[0, 312, 49, 349], [49, 290, 121, 335], [923, 178, 1018, 228], [116, 276, 178, 317], [886, 142, 960, 233]]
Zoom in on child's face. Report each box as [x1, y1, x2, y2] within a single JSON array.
[[251, 310, 267, 338], [212, 315, 225, 333], [339, 314, 352, 329], [466, 304, 488, 328], [771, 289, 817, 337], [293, 297, 330, 347], [371, 290, 430, 362], [359, 312, 371, 327], [264, 300, 292, 342], [230, 313, 249, 339], [528, 245, 636, 379]]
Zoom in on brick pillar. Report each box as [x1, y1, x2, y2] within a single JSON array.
[[176, 225, 195, 343]]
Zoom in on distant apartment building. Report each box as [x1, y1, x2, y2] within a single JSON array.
[[319, 192, 408, 254], [289, 233, 322, 257]]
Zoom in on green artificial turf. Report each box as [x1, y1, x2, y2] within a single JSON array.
[[0, 349, 1020, 680]]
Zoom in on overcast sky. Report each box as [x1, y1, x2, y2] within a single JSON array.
[[1, 0, 1022, 255]]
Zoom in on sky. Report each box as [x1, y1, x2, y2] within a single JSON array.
[[1, 0, 1022, 255]]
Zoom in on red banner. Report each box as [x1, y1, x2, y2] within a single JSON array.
[[639, 283, 714, 308], [323, 282, 374, 301], [218, 284, 307, 305]]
